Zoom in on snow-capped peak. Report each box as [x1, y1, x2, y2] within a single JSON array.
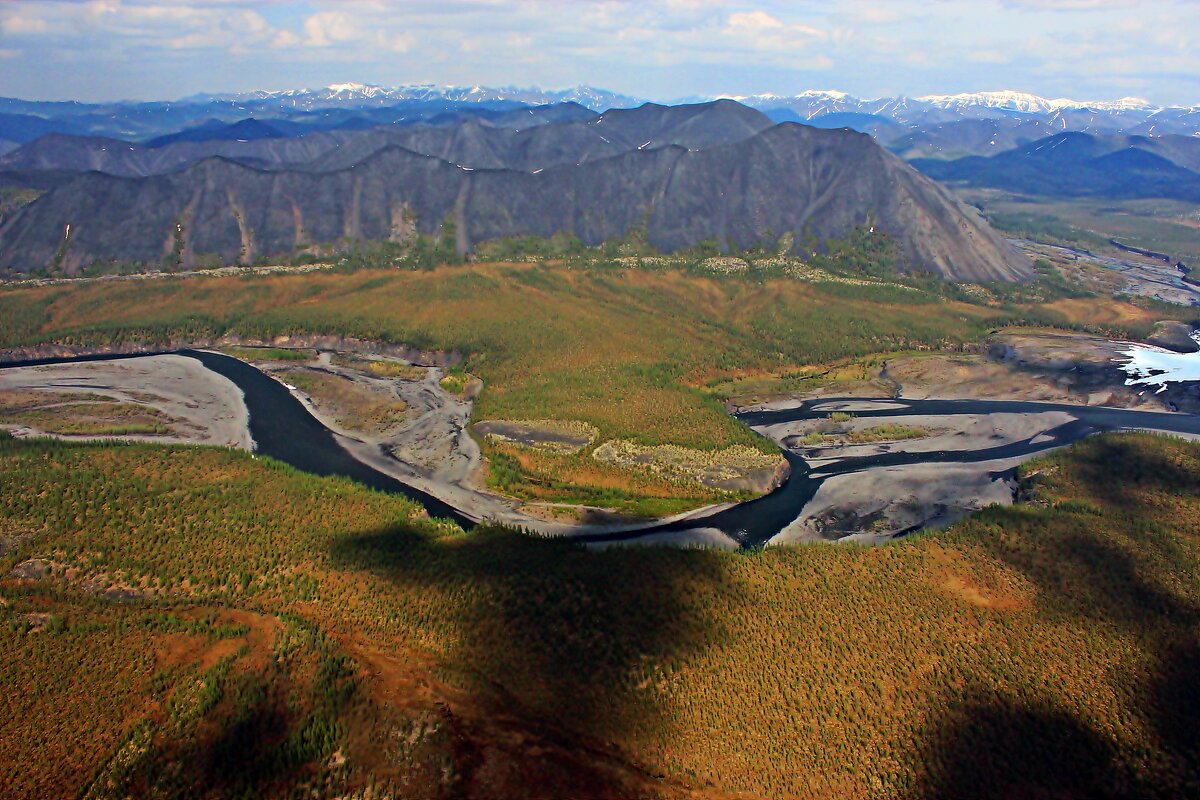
[[1051, 96, 1155, 112], [916, 89, 1159, 114], [323, 83, 391, 98], [796, 89, 850, 100], [916, 90, 1059, 114], [722, 89, 855, 104]]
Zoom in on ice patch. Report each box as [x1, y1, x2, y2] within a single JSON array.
[[1118, 333, 1200, 390]]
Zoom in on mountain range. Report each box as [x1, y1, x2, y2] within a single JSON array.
[[0, 100, 1029, 283], [6, 83, 1200, 283], [1, 85, 1197, 148]]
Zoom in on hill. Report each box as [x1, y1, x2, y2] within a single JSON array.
[[914, 132, 1200, 201], [0, 122, 1029, 282], [143, 118, 291, 148], [0, 100, 759, 178], [0, 102, 603, 178], [887, 118, 1059, 160], [1, 430, 1198, 798]]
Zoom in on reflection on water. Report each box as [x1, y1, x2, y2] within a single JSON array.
[[1119, 334, 1200, 394]]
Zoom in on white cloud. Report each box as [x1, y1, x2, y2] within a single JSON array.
[[1, 14, 49, 35], [726, 10, 786, 33], [0, 0, 1197, 105], [303, 10, 358, 47]]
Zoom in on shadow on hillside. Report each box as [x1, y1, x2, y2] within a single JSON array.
[[1149, 639, 1200, 769], [1004, 437, 1200, 629], [1061, 434, 1200, 513], [183, 694, 293, 791], [906, 695, 1126, 800], [909, 435, 1200, 798], [1011, 528, 1200, 630], [328, 524, 738, 798]]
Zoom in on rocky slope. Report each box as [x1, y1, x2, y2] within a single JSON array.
[[0, 121, 1030, 282]]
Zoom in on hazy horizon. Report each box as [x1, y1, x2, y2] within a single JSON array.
[[7, 81, 1195, 109]]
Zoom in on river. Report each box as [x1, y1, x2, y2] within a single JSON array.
[[6, 349, 1200, 549]]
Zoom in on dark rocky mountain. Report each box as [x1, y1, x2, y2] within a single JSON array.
[[0, 122, 1029, 283], [467, 101, 598, 129], [0, 131, 358, 177], [305, 100, 772, 173], [914, 132, 1200, 201]]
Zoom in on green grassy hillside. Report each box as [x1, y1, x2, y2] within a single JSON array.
[[1, 431, 1198, 798]]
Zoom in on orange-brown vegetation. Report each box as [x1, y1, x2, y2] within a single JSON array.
[[1, 431, 1198, 798]]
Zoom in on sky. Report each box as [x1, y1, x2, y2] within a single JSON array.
[[2, 0, 1198, 105]]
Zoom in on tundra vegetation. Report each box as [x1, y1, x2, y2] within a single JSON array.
[[0, 231, 1195, 512], [1, 431, 1198, 798]]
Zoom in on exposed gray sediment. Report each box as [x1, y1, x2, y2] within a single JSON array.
[[0, 354, 252, 449]]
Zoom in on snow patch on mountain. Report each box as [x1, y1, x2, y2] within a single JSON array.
[[916, 90, 1156, 113], [190, 83, 645, 111]]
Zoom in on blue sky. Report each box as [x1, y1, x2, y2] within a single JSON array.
[[2, 1, 1198, 104]]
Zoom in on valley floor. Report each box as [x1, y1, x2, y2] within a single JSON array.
[[4, 325, 1200, 549]]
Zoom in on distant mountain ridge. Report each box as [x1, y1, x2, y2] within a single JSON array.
[[913, 90, 1158, 114], [913, 131, 1200, 202], [184, 83, 647, 112], [0, 100, 771, 178], [701, 88, 1198, 135], [1, 85, 1196, 146]]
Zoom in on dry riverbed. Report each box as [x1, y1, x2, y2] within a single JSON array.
[[1014, 239, 1200, 306], [225, 347, 766, 537], [0, 355, 251, 448], [5, 325, 1197, 549]]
